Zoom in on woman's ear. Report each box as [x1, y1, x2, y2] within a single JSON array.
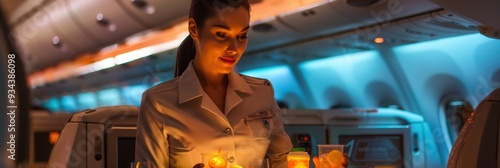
[[188, 18, 198, 40]]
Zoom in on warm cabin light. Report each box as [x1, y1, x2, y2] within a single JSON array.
[[114, 48, 153, 65], [93, 57, 116, 71], [374, 37, 385, 44], [208, 155, 227, 168], [49, 132, 60, 144]]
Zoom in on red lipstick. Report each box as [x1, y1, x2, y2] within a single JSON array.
[[220, 57, 236, 65]]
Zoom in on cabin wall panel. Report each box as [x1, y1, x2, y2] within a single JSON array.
[[298, 51, 404, 109], [392, 33, 500, 163]]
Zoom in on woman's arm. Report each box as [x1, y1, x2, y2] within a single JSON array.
[[135, 91, 169, 167], [265, 80, 293, 168]]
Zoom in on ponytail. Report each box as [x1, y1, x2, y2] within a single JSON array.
[[175, 35, 196, 77]]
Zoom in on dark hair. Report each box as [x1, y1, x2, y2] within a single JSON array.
[[175, 0, 251, 77]]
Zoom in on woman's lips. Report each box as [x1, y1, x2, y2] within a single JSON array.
[[220, 57, 236, 65]]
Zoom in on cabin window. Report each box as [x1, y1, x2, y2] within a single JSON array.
[[277, 101, 289, 109], [379, 100, 403, 110], [443, 99, 473, 144], [330, 104, 352, 109]]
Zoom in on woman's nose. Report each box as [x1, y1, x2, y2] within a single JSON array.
[[226, 39, 238, 55], [227, 50, 237, 55]]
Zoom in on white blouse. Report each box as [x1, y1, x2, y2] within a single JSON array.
[[135, 62, 292, 168]]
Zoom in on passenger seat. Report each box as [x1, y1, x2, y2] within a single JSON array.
[[447, 88, 500, 168], [47, 105, 139, 168]]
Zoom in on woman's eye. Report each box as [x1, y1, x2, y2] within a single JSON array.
[[238, 35, 248, 41], [216, 32, 227, 39]]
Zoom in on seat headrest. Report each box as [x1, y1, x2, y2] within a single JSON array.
[[447, 88, 500, 168]]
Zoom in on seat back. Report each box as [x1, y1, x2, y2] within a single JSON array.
[[447, 88, 500, 168], [47, 105, 139, 168]]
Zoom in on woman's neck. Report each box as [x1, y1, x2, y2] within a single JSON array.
[[193, 61, 228, 89], [193, 60, 229, 113]]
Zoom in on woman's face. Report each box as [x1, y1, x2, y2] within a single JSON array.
[[190, 6, 250, 75]]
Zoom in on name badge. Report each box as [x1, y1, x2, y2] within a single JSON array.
[[244, 111, 272, 122]]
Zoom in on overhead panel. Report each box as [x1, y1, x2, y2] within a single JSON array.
[[116, 0, 191, 29], [384, 21, 426, 44], [370, 10, 477, 44], [409, 10, 477, 35], [328, 0, 441, 26], [44, 0, 100, 54], [350, 9, 477, 46], [359, 19, 432, 45], [67, 0, 147, 46], [13, 10, 81, 72], [246, 17, 303, 52], [278, 1, 358, 36], [430, 0, 500, 29]]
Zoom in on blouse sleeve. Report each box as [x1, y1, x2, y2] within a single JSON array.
[[135, 91, 169, 167], [265, 82, 293, 167]]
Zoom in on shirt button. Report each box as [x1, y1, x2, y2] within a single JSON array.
[[228, 156, 235, 163], [224, 128, 232, 134]]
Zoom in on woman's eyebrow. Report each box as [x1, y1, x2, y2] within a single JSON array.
[[213, 25, 250, 32], [241, 26, 250, 32], [213, 25, 231, 30]]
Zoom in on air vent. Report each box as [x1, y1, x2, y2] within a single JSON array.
[[301, 10, 316, 17], [252, 23, 276, 32], [346, 0, 382, 7], [404, 28, 437, 37], [427, 19, 477, 31]]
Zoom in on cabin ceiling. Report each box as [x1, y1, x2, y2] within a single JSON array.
[[0, 0, 489, 95], [0, 0, 25, 20]]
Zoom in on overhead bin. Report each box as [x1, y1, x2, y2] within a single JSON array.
[[247, 0, 444, 53], [43, 0, 100, 54], [116, 0, 190, 28], [246, 17, 303, 52], [370, 9, 477, 45], [14, 0, 189, 73], [409, 10, 477, 34], [13, 10, 82, 72], [278, 30, 374, 58], [66, 0, 146, 46], [351, 19, 442, 45], [328, 0, 441, 25], [430, 0, 500, 39], [277, 1, 358, 36]]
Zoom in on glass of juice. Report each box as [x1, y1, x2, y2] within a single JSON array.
[[318, 144, 344, 168], [130, 162, 154, 168], [287, 151, 310, 168]]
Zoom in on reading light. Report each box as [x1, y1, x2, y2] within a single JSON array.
[[252, 23, 276, 33], [374, 37, 384, 44]]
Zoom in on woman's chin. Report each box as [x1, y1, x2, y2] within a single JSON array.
[[218, 67, 235, 74]]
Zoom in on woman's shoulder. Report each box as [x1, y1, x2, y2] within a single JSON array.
[[143, 77, 181, 95], [239, 74, 271, 86]]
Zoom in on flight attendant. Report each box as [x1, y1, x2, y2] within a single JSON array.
[[135, 0, 292, 167]]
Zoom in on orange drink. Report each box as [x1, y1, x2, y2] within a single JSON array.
[[318, 144, 344, 168], [287, 151, 310, 168]]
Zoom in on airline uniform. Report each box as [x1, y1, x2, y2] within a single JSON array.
[[135, 62, 292, 168]]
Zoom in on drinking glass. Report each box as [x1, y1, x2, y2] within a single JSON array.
[[130, 162, 154, 168], [318, 144, 344, 168]]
